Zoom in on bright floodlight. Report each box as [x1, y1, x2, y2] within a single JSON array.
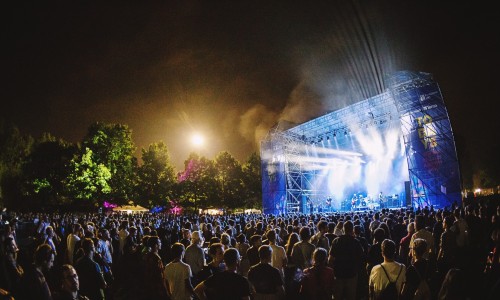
[[192, 133, 204, 146]]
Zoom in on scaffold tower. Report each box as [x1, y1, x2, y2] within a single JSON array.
[[389, 71, 462, 208]]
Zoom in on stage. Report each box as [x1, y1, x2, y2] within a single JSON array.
[[261, 71, 462, 215]]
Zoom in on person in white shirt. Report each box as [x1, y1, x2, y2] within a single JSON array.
[[44, 226, 58, 257], [66, 224, 82, 265], [453, 208, 469, 248], [410, 215, 435, 261], [118, 221, 129, 255], [36, 215, 50, 237], [266, 229, 287, 280], [184, 230, 205, 278], [369, 239, 406, 299], [164, 243, 194, 300]]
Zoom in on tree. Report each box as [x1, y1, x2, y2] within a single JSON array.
[[241, 152, 262, 209], [23, 133, 77, 206], [214, 151, 244, 210], [0, 120, 33, 208], [136, 142, 176, 207], [177, 153, 217, 211], [65, 147, 111, 205], [472, 169, 496, 189], [82, 122, 138, 204]]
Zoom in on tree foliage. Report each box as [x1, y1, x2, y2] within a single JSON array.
[[136, 142, 176, 207], [0, 121, 33, 208], [214, 151, 244, 209], [241, 152, 262, 209], [82, 122, 138, 204], [23, 133, 77, 206], [65, 147, 111, 204], [177, 153, 218, 211], [0, 120, 265, 211]]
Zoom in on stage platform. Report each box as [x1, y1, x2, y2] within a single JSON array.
[[285, 206, 407, 215]]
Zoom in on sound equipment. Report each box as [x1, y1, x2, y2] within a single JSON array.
[[405, 181, 412, 207]]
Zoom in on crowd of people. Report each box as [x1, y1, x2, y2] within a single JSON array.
[[0, 200, 499, 300]]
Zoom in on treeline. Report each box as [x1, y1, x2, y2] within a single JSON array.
[[0, 120, 261, 211]]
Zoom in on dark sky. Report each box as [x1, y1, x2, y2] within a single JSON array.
[[3, 1, 499, 180]]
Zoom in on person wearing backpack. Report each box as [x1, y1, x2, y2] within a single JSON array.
[[369, 239, 406, 300], [401, 238, 433, 300]]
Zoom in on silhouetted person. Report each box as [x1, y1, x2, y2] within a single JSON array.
[[54, 264, 89, 300], [19, 243, 55, 300], [75, 238, 106, 300], [248, 245, 284, 299], [194, 248, 251, 300]]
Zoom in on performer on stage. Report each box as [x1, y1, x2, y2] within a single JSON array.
[[378, 191, 384, 208], [307, 198, 313, 214], [325, 197, 332, 212], [351, 194, 357, 210], [276, 195, 285, 215]]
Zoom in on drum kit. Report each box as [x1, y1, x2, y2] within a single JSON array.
[[351, 193, 380, 210], [366, 198, 380, 210]]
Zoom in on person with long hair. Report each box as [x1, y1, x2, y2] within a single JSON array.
[[284, 232, 300, 299], [299, 248, 334, 299], [236, 233, 251, 277]]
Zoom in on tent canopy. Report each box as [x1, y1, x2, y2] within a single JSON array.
[[112, 205, 149, 213]]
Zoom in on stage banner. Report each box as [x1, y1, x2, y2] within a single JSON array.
[[261, 140, 286, 214], [390, 72, 462, 208]]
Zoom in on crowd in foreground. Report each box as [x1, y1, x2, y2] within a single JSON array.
[[0, 201, 499, 300]]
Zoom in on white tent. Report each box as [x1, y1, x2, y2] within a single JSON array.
[[112, 205, 149, 214]]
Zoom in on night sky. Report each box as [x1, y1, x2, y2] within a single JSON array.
[[3, 1, 499, 182]]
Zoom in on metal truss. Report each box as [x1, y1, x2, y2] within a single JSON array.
[[265, 92, 401, 213], [266, 128, 313, 213], [390, 71, 461, 208]]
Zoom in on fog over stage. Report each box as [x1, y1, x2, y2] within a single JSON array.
[[260, 71, 462, 215]]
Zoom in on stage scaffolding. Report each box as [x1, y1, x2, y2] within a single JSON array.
[[265, 128, 312, 213], [261, 93, 401, 214], [261, 71, 462, 214], [389, 71, 462, 209]]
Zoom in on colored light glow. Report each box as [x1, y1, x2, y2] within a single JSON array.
[[103, 201, 118, 208], [169, 200, 183, 215]]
